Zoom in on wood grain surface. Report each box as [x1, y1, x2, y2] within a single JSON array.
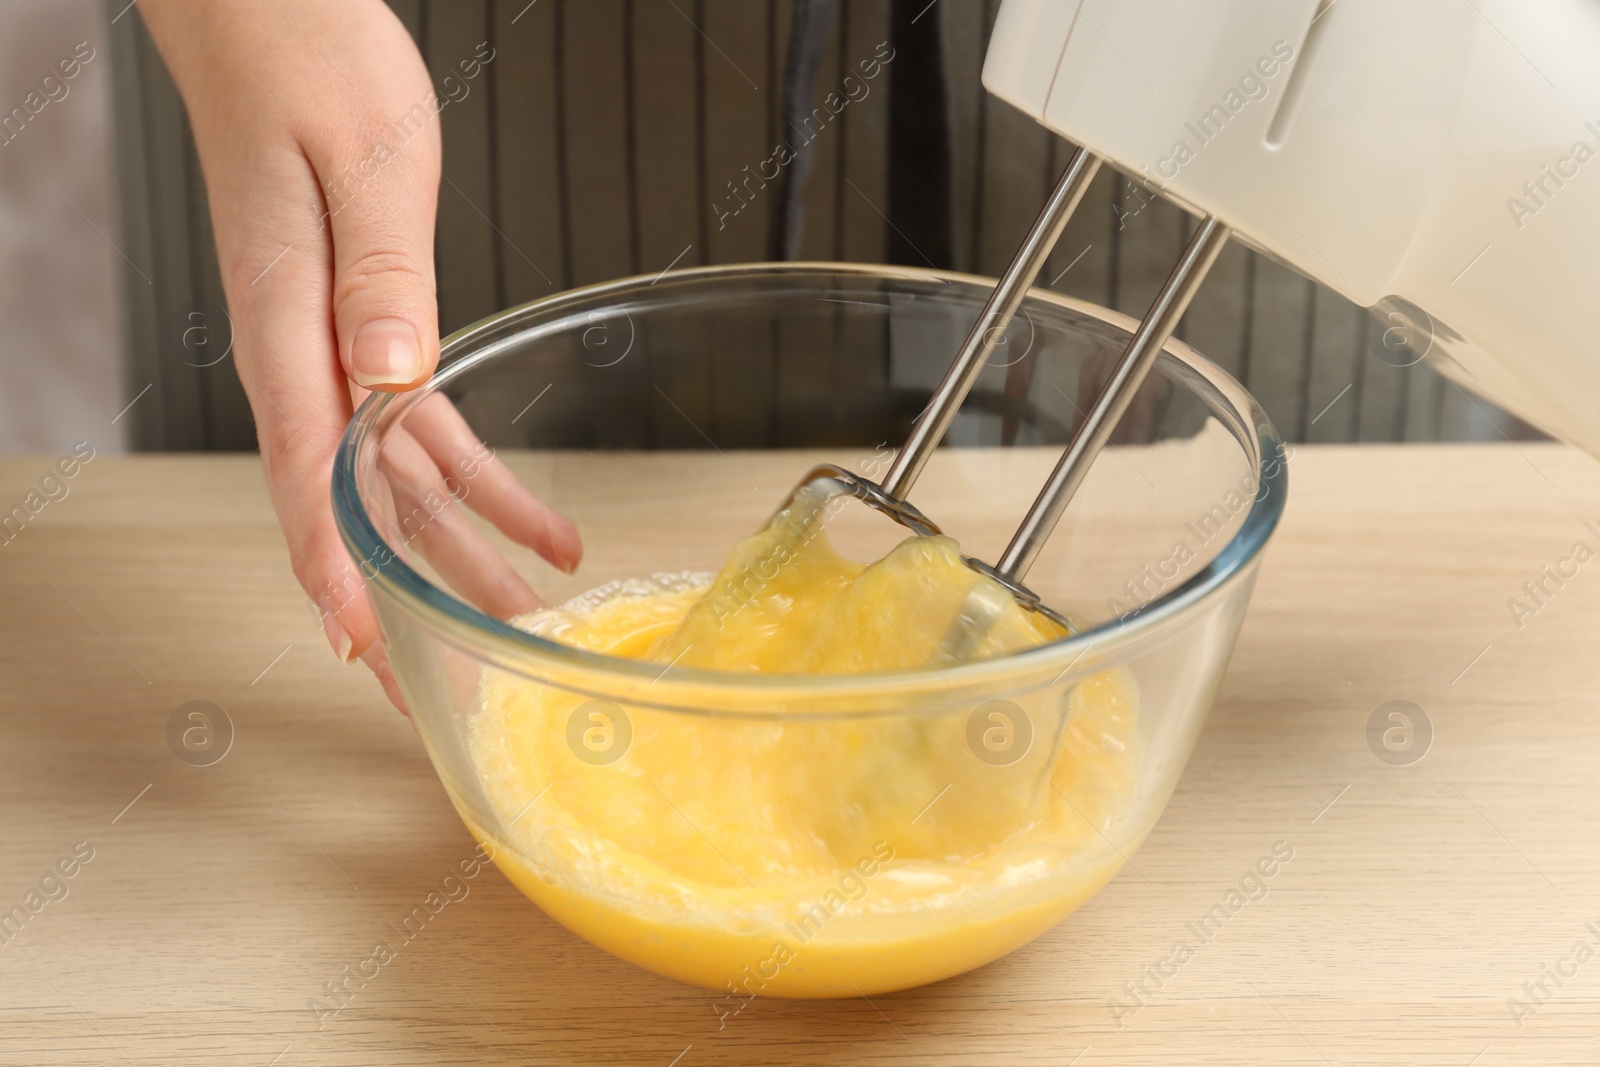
[[1, 445, 1599, 1066]]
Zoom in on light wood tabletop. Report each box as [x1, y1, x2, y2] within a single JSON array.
[[2, 445, 1599, 1066]]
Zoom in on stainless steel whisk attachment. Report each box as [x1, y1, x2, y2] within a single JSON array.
[[773, 145, 1232, 652]]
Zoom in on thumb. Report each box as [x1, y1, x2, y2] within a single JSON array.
[[323, 139, 442, 393]]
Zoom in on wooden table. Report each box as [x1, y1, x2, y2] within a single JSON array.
[[2, 446, 1599, 1066]]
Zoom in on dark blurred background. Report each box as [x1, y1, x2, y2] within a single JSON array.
[[0, 0, 1541, 454]]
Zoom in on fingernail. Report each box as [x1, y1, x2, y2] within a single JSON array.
[[319, 602, 356, 664], [360, 644, 411, 715], [552, 516, 583, 574], [350, 318, 423, 388]]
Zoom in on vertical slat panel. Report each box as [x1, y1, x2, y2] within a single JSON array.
[[819, 7, 888, 426], [943, 0, 988, 274], [699, 0, 779, 446], [1109, 181, 1188, 320], [828, 1, 893, 409], [565, 0, 650, 448], [643, 0, 721, 452], [1165, 211, 1196, 346], [1429, 365, 1453, 441], [631, 0, 711, 451], [487, 0, 585, 447], [1181, 242, 1252, 384], [631, 0, 702, 274], [770, 0, 794, 262], [705, 310, 775, 449], [1456, 376, 1500, 441], [885, 0, 954, 269], [561, 0, 633, 285], [1243, 262, 1314, 442], [773, 298, 839, 447], [1355, 318, 1410, 442], [185, 156, 256, 450], [793, 8, 844, 262], [122, 15, 205, 450], [108, 0, 1543, 452], [773, 3, 850, 446], [429, 1, 499, 333], [1437, 374, 1486, 441], [833, 0, 891, 266], [963, 0, 996, 275], [644, 312, 712, 450], [1402, 361, 1444, 442], [107, 6, 164, 449], [387, 0, 424, 40], [701, 0, 776, 265], [1388, 344, 1415, 442], [1045, 162, 1117, 309], [1302, 292, 1365, 443], [623, 0, 641, 275], [764, 4, 838, 451], [680, 0, 782, 450], [1093, 184, 1188, 445], [490, 0, 564, 304], [972, 88, 1051, 277]]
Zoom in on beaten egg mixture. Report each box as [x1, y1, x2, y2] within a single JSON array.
[[465, 486, 1141, 997]]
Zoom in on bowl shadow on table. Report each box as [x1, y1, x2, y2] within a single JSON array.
[[345, 809, 1126, 1067], [395, 870, 1112, 1064]]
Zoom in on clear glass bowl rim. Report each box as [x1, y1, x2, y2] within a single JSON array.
[[332, 261, 1286, 716]]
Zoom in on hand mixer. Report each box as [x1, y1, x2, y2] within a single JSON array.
[[773, 151, 1228, 654], [778, 0, 1600, 655], [983, 0, 1600, 455]]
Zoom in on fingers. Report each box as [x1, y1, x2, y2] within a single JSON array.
[[203, 140, 381, 670], [312, 111, 442, 393], [359, 642, 410, 716], [142, 0, 444, 712], [378, 428, 544, 621], [403, 393, 584, 573], [247, 283, 381, 668]]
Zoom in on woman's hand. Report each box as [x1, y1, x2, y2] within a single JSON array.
[[140, 0, 581, 709]]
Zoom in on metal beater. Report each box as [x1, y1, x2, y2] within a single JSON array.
[[772, 146, 1232, 656]]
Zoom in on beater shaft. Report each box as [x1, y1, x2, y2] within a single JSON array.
[[878, 147, 1102, 500], [771, 147, 1231, 653], [996, 216, 1232, 583]]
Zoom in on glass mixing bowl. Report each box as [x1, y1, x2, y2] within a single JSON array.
[[333, 263, 1286, 999]]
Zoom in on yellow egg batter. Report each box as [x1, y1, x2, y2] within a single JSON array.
[[464, 486, 1142, 998]]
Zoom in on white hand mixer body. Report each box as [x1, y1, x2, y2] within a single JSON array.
[[985, 0, 1600, 454], [765, 0, 1598, 641]]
